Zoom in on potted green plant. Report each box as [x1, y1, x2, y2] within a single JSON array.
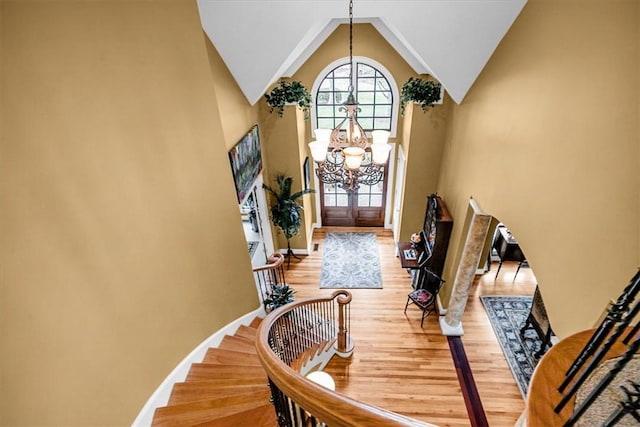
[[264, 284, 296, 312], [400, 77, 442, 115], [263, 174, 314, 267], [264, 80, 312, 118]]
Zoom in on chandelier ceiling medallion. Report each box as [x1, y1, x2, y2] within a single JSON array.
[[308, 0, 392, 193]]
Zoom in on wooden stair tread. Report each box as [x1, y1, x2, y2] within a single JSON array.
[[225, 333, 254, 346], [249, 317, 263, 329], [203, 348, 261, 366], [192, 403, 277, 427], [186, 363, 266, 382], [290, 344, 320, 372], [168, 382, 269, 405], [218, 335, 257, 353], [151, 316, 268, 426], [289, 339, 336, 371], [175, 376, 267, 387], [234, 324, 258, 341], [152, 390, 271, 425]]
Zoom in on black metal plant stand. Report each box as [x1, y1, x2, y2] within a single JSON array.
[[284, 240, 300, 269]]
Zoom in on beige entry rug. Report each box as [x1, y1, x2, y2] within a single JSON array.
[[319, 232, 382, 289]]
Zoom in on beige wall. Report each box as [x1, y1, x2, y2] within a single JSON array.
[[295, 108, 316, 249], [398, 99, 451, 242], [205, 39, 260, 152], [0, 1, 259, 425], [259, 103, 311, 251], [437, 0, 640, 337]]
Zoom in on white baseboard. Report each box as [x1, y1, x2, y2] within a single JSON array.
[[437, 295, 447, 316], [132, 306, 266, 426], [515, 410, 527, 427], [439, 316, 464, 336]]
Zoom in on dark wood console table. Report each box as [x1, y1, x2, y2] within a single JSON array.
[[493, 226, 526, 280], [398, 242, 420, 269]]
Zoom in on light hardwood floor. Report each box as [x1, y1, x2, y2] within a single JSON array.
[[283, 227, 537, 427]]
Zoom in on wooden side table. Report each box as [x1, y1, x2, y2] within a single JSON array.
[[398, 242, 419, 269]]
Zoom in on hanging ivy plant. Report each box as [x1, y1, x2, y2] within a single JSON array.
[[264, 80, 312, 119], [400, 77, 442, 115]]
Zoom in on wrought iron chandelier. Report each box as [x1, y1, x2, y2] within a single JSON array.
[[308, 0, 392, 192]]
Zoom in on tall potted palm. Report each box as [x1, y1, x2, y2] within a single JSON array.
[[263, 174, 314, 267]]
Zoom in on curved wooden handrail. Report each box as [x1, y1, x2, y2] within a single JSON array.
[[526, 327, 632, 425], [252, 252, 285, 273], [256, 290, 436, 427]]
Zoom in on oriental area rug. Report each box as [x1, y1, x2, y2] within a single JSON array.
[[480, 295, 542, 397], [319, 232, 383, 289]]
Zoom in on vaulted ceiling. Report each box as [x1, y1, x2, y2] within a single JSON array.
[[196, 0, 528, 105]]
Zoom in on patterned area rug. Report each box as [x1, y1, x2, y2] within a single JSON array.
[[480, 295, 542, 397], [320, 232, 382, 289]]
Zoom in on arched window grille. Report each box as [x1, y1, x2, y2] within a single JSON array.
[[312, 57, 399, 137]]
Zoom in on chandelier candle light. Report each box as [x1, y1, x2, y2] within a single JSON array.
[[308, 0, 392, 192]]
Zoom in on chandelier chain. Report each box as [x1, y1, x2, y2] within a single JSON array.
[[348, 0, 354, 92]]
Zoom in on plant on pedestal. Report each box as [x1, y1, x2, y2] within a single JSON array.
[[264, 80, 312, 119], [400, 76, 442, 115]]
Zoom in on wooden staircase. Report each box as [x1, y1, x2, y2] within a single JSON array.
[[151, 318, 278, 426]]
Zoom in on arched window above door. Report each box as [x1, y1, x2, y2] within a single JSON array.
[[311, 57, 399, 138]]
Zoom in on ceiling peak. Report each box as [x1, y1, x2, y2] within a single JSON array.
[[197, 0, 527, 105]]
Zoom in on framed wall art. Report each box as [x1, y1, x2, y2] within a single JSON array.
[[228, 125, 262, 204]]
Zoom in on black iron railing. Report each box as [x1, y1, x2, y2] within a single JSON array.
[[253, 253, 287, 309]]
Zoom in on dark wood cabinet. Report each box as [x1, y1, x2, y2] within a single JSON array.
[[397, 194, 453, 282], [422, 194, 453, 278]]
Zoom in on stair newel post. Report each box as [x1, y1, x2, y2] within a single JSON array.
[[334, 291, 354, 357]]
